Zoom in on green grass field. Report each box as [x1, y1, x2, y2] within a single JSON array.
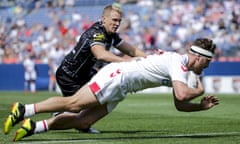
[[0, 91, 240, 144]]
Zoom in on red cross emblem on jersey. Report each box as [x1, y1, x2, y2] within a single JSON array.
[[181, 64, 187, 72], [110, 69, 121, 78]]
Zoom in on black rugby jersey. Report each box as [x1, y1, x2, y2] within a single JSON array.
[[60, 21, 123, 79]]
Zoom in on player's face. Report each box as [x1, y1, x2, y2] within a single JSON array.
[[194, 56, 212, 74], [102, 10, 122, 34]]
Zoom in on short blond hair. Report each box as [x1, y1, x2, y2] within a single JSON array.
[[102, 3, 122, 17]]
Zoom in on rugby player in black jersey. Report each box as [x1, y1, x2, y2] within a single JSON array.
[[3, 3, 146, 136], [53, 3, 146, 133]]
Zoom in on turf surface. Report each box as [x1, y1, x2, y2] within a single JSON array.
[[1, 91, 240, 144]]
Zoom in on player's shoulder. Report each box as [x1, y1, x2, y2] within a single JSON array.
[[89, 21, 104, 32], [152, 51, 182, 59], [156, 51, 186, 67], [83, 22, 105, 39], [166, 51, 185, 61]]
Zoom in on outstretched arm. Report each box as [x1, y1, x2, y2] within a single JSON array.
[[117, 41, 146, 57], [91, 45, 126, 62], [172, 77, 219, 112], [173, 90, 219, 112], [172, 77, 205, 102]]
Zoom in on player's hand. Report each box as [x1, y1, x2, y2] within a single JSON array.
[[200, 95, 219, 110]]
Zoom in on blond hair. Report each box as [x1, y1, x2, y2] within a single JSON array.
[[102, 3, 122, 17]]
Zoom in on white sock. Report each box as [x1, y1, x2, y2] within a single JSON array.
[[24, 104, 36, 117], [24, 81, 28, 91], [34, 120, 49, 134], [30, 83, 36, 92]]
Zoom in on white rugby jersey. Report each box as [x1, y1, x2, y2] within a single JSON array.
[[119, 51, 189, 93], [23, 57, 35, 72]]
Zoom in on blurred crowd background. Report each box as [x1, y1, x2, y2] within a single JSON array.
[[0, 0, 239, 65]]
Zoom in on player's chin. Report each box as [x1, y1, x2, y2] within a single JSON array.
[[194, 70, 202, 75], [109, 30, 116, 34], [196, 68, 205, 75], [112, 27, 118, 32]]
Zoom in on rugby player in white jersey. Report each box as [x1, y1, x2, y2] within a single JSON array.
[[23, 55, 37, 93], [4, 38, 219, 141]]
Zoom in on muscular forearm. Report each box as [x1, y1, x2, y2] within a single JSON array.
[[174, 100, 204, 112], [173, 94, 219, 112], [117, 42, 146, 57], [173, 90, 205, 112], [95, 51, 126, 62], [132, 48, 146, 57]]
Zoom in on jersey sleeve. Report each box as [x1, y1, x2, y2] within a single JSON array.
[[88, 29, 106, 47], [169, 57, 188, 84], [112, 33, 123, 47]]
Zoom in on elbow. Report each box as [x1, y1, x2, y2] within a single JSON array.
[[95, 54, 113, 63], [173, 88, 188, 102], [175, 94, 187, 102], [94, 55, 105, 61], [173, 95, 189, 112], [174, 102, 189, 112], [174, 101, 185, 112], [94, 53, 115, 62]]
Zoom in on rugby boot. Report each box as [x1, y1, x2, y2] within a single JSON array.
[[13, 118, 35, 141], [80, 127, 101, 134], [4, 102, 25, 134]]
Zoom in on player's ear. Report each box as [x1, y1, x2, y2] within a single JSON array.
[[101, 16, 105, 23]]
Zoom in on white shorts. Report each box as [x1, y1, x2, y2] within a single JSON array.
[[25, 71, 37, 81], [88, 63, 126, 112]]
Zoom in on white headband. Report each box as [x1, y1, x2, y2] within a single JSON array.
[[190, 45, 213, 58]]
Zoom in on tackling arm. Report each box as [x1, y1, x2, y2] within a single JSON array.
[[91, 45, 126, 62], [116, 41, 146, 57]]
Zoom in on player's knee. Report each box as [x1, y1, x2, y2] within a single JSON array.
[[65, 99, 83, 113]]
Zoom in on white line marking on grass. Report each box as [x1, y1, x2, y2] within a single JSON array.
[[16, 131, 240, 144]]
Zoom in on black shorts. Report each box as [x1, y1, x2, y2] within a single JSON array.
[[56, 68, 90, 96]]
